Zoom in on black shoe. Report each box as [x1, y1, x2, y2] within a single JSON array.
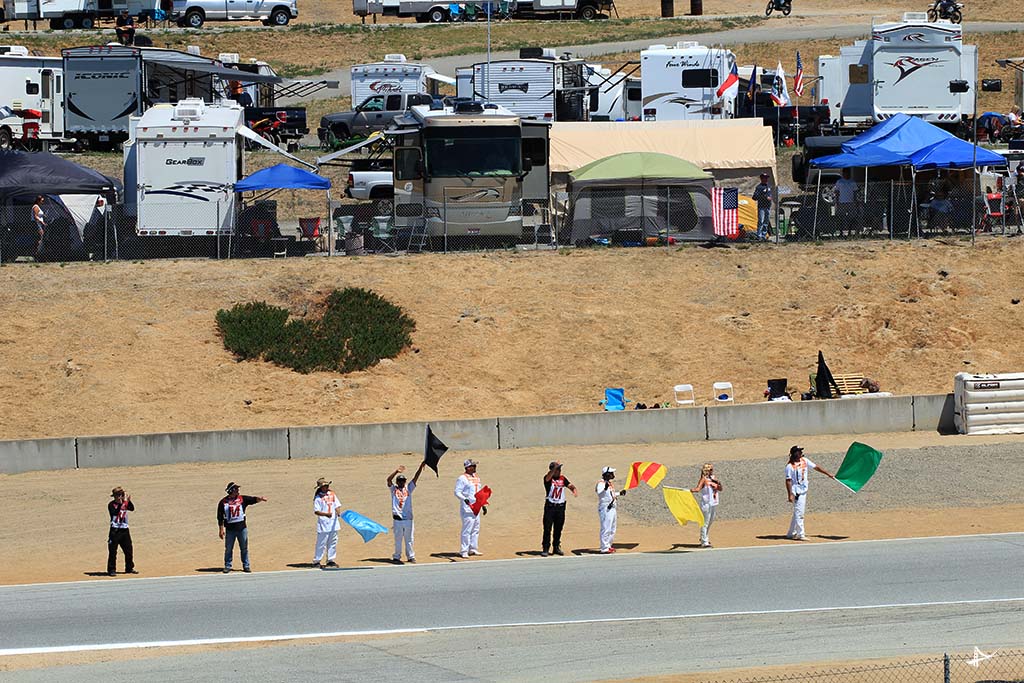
[[127, 569, 139, 574], [242, 567, 252, 573], [107, 571, 116, 577], [407, 558, 416, 564], [325, 561, 338, 568], [392, 558, 403, 565], [553, 548, 564, 556], [540, 551, 549, 557]]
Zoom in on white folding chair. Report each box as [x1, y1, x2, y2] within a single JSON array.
[[673, 384, 696, 406], [712, 381, 734, 403]]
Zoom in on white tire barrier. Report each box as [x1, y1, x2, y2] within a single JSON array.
[[954, 372, 1024, 435]]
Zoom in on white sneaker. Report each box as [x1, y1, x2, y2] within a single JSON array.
[[469, 550, 483, 556], [795, 535, 807, 541], [459, 552, 469, 558]]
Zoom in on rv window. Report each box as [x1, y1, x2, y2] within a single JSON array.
[[424, 126, 522, 178], [681, 69, 719, 89], [849, 64, 869, 85], [626, 86, 641, 102], [360, 96, 385, 112], [410, 94, 433, 107], [395, 148, 422, 181], [386, 95, 403, 111], [41, 71, 52, 98], [522, 137, 547, 167], [55, 75, 62, 94], [589, 88, 599, 113], [25, 82, 39, 96]]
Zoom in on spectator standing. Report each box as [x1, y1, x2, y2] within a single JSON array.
[[834, 170, 860, 236], [784, 446, 835, 540], [107, 487, 137, 576], [454, 459, 485, 559], [596, 467, 625, 554], [752, 173, 773, 240], [541, 460, 578, 557], [313, 478, 341, 568], [31, 196, 46, 257], [217, 482, 266, 573], [690, 463, 722, 548], [388, 462, 426, 564]]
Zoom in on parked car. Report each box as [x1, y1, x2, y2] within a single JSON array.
[[318, 92, 434, 147], [171, 0, 297, 27], [346, 158, 393, 202]]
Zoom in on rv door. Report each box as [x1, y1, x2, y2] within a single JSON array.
[[521, 121, 549, 204], [40, 69, 56, 134], [392, 145, 423, 228]]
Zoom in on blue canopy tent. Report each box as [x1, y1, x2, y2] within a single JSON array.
[[235, 164, 332, 254], [807, 114, 1006, 238]]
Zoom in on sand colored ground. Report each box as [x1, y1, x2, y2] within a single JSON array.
[[1, 242, 1023, 441], [1, 430, 1021, 587]]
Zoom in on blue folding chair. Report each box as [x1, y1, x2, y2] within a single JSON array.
[[600, 387, 629, 411], [448, 2, 462, 20]]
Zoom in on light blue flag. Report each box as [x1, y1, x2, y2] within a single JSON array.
[[341, 509, 389, 543]]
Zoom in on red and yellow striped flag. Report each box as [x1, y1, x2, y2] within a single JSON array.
[[625, 461, 667, 490]]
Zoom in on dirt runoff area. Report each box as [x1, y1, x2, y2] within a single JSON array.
[[0, 430, 1021, 586]]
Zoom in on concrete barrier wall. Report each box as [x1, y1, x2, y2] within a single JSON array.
[[289, 418, 498, 459], [706, 396, 915, 441], [913, 393, 957, 434], [77, 428, 289, 469], [0, 437, 77, 474], [498, 408, 707, 449]]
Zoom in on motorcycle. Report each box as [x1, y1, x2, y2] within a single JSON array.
[[248, 111, 288, 148], [765, 0, 791, 16], [926, 0, 962, 23]]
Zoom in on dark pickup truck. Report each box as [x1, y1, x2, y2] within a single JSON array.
[[244, 106, 308, 152], [318, 93, 435, 148], [737, 94, 832, 143]]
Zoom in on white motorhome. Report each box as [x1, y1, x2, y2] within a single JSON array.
[[639, 42, 737, 122], [459, 48, 590, 122], [3, 0, 158, 29], [817, 13, 976, 131], [0, 46, 68, 150], [124, 100, 244, 238], [586, 64, 641, 121], [349, 54, 453, 108]]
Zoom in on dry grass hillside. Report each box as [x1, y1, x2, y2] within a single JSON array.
[[1, 240, 1022, 440]]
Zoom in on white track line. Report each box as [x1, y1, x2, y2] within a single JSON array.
[[3, 596, 1024, 657], [1, 531, 1021, 591]]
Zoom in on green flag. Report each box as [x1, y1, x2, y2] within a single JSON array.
[[835, 442, 884, 492]]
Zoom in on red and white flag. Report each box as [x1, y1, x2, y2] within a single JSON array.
[[716, 61, 739, 100], [793, 51, 805, 98], [712, 187, 739, 238]]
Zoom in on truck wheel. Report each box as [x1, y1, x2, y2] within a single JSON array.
[[0, 128, 12, 150], [61, 15, 76, 29], [79, 15, 94, 28], [428, 7, 448, 22], [333, 125, 350, 142], [184, 9, 204, 27], [270, 7, 290, 25], [576, 3, 598, 19]]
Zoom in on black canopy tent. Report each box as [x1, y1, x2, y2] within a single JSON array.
[[0, 151, 121, 261]]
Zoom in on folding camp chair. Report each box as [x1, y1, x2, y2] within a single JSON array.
[[673, 384, 696, 406], [298, 217, 324, 251], [463, 2, 478, 20], [765, 378, 794, 401], [712, 382, 734, 403], [448, 2, 462, 19], [600, 387, 630, 411], [977, 192, 1004, 233]]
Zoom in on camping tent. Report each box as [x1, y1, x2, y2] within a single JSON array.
[[235, 164, 331, 191], [567, 152, 714, 243]]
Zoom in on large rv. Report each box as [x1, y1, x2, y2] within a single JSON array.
[[639, 42, 738, 122], [817, 13, 976, 132], [62, 45, 280, 148], [352, 0, 609, 23], [0, 47, 68, 150], [586, 64, 641, 121], [456, 49, 590, 122], [390, 101, 549, 240], [2, 0, 158, 29], [350, 54, 452, 107]]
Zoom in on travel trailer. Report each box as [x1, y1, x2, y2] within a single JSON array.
[[816, 13, 976, 132], [456, 49, 590, 122], [350, 54, 453, 107], [2, 0, 158, 29], [352, 0, 609, 23], [0, 47, 68, 150], [586, 63, 641, 121], [639, 42, 738, 121], [62, 45, 279, 149], [389, 100, 549, 240]]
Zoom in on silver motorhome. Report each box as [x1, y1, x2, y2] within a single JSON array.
[[391, 101, 549, 240]]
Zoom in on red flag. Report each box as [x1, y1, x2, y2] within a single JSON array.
[[625, 461, 668, 489], [471, 486, 491, 516]]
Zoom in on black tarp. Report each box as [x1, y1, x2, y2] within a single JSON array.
[[0, 151, 121, 201], [815, 350, 841, 399]]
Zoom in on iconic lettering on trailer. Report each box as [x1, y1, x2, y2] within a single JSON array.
[[75, 72, 131, 79]]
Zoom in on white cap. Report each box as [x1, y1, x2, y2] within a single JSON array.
[[464, 459, 478, 468], [602, 466, 615, 475]]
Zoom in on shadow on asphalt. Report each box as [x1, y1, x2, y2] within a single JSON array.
[[515, 550, 545, 557], [756, 535, 794, 540], [286, 562, 321, 569], [83, 571, 114, 577], [429, 552, 464, 562], [571, 543, 639, 555], [362, 557, 403, 565], [194, 567, 227, 573]]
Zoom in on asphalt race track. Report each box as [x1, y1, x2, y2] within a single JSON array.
[[1, 533, 1023, 680]]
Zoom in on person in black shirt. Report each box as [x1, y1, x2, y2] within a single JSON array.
[[541, 461, 578, 557], [217, 482, 266, 573], [107, 487, 137, 576], [115, 10, 136, 46]]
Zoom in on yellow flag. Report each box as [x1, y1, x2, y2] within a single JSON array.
[[662, 486, 705, 527]]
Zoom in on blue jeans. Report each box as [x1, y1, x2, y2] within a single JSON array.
[[224, 527, 249, 570], [757, 206, 772, 240]]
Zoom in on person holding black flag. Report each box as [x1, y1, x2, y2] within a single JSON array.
[[541, 460, 578, 557], [107, 487, 137, 576]]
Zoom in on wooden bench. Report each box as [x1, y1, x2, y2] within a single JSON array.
[[833, 373, 867, 395]]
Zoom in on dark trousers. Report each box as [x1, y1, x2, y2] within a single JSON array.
[[542, 503, 566, 552], [107, 528, 134, 573]]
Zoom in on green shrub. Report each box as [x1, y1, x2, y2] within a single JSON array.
[[216, 288, 415, 374]]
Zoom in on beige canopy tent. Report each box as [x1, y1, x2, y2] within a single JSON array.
[[549, 119, 777, 186]]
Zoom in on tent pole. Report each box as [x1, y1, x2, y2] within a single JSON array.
[[813, 171, 821, 241], [103, 208, 108, 262], [910, 168, 917, 240], [326, 187, 334, 257]]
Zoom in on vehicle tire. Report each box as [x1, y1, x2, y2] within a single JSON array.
[[332, 125, 350, 143], [79, 15, 94, 28], [0, 128, 12, 151], [270, 7, 290, 25], [926, 8, 937, 21], [184, 9, 204, 27], [61, 15, 76, 29], [781, 1, 791, 15], [428, 6, 448, 22], [577, 3, 598, 20], [764, 0, 773, 16], [950, 8, 961, 23]]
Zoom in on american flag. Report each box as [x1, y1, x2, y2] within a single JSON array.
[[793, 51, 805, 98], [711, 187, 739, 238]]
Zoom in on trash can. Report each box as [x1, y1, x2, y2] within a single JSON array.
[[344, 233, 365, 256], [689, 0, 702, 15]]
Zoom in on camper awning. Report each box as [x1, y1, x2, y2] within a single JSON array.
[[237, 126, 316, 169], [315, 128, 417, 165], [143, 51, 281, 84], [426, 72, 456, 86]]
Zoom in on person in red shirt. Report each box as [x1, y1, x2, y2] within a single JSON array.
[[107, 487, 137, 577], [217, 482, 266, 573]]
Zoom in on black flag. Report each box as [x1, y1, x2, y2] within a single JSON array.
[[815, 350, 841, 399], [424, 424, 449, 477]]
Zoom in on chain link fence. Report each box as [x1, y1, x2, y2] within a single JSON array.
[[708, 648, 1023, 683]]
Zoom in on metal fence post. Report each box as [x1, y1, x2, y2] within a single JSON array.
[[103, 209, 109, 262], [943, 652, 951, 683]]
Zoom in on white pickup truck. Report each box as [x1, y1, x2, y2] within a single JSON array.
[[346, 158, 393, 202], [171, 0, 297, 27]]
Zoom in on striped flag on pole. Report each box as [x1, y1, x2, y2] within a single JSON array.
[[625, 461, 668, 490], [712, 187, 739, 238], [793, 51, 805, 98]]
